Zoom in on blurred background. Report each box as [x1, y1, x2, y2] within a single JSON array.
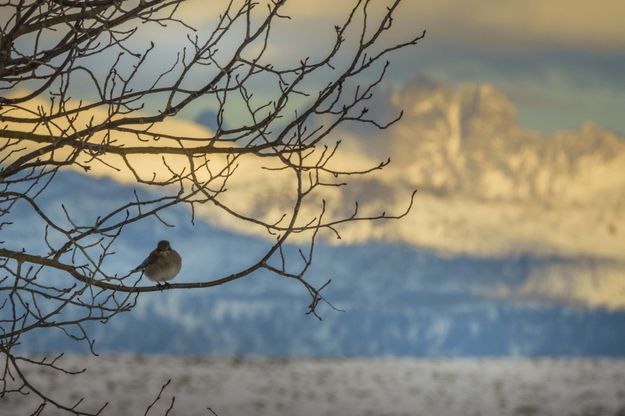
[[12, 0, 624, 358], [5, 0, 625, 414]]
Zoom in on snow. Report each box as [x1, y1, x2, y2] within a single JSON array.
[[5, 81, 625, 310], [4, 356, 625, 416]]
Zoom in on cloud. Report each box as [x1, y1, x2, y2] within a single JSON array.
[[419, 1, 625, 51], [306, 0, 625, 52], [16, 0, 621, 136], [172, 0, 625, 52], [153, 1, 625, 136]]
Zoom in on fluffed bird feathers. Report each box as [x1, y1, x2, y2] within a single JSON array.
[[131, 240, 182, 283]]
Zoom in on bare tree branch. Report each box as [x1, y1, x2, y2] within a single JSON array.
[[0, 0, 424, 413]]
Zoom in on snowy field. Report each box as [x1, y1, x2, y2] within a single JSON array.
[[3, 356, 625, 416]]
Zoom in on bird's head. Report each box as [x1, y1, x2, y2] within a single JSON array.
[[157, 240, 171, 251]]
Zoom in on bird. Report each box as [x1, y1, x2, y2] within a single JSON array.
[[131, 240, 182, 288]]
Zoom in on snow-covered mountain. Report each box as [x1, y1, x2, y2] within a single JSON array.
[[382, 81, 625, 204], [182, 80, 625, 262], [6, 80, 624, 262], [6, 171, 625, 357], [185, 80, 625, 310], [310, 81, 625, 255], [4, 80, 625, 356]]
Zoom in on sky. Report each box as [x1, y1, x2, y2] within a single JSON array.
[[27, 0, 622, 134], [168, 0, 625, 135]]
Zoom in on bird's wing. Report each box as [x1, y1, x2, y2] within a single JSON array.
[[131, 249, 161, 273]]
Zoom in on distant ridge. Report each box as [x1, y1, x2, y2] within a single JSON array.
[[7, 170, 625, 357]]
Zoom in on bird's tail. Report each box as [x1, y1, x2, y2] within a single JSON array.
[[131, 255, 151, 274]]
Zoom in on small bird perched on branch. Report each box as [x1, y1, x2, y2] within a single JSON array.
[[131, 240, 182, 288]]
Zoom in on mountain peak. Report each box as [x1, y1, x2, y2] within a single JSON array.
[[336, 78, 625, 262], [457, 83, 517, 135]]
